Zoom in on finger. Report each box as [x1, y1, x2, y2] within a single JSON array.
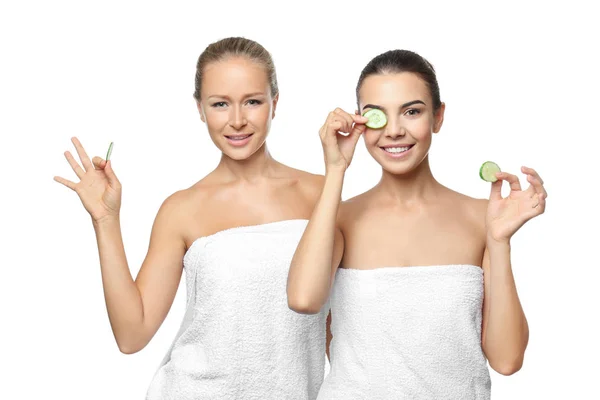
[[332, 109, 354, 133], [536, 192, 547, 212], [64, 151, 85, 179], [497, 172, 521, 191], [340, 123, 366, 145], [320, 113, 336, 140], [489, 178, 503, 200], [53, 175, 77, 191], [349, 112, 368, 124], [335, 108, 368, 128], [92, 156, 107, 169], [71, 136, 93, 171], [321, 116, 343, 135], [334, 108, 369, 124], [526, 174, 548, 198], [527, 192, 546, 218], [348, 123, 365, 147], [521, 166, 544, 185], [329, 120, 345, 138]]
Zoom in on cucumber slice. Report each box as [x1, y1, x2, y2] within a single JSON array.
[[363, 109, 387, 129], [479, 161, 501, 182], [106, 142, 114, 161]]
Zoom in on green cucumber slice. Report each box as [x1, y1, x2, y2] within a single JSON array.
[[106, 142, 114, 161], [363, 109, 387, 129], [479, 161, 501, 182]]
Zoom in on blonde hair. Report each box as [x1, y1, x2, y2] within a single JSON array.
[[193, 37, 278, 100]]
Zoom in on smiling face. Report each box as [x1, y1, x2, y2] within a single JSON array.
[[358, 72, 445, 175], [197, 56, 278, 160]]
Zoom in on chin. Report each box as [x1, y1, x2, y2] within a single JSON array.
[[380, 163, 415, 176], [222, 138, 267, 161], [223, 147, 255, 161]]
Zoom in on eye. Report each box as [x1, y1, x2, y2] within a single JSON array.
[[212, 101, 227, 108], [247, 99, 263, 106], [405, 108, 421, 116]]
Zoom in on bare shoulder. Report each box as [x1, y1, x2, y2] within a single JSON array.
[[286, 167, 325, 202], [339, 190, 373, 227], [156, 177, 216, 228], [443, 187, 489, 228]]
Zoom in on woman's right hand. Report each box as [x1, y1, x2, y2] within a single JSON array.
[[54, 137, 122, 223], [319, 108, 368, 172]]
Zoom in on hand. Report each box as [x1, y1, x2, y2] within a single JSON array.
[[54, 137, 122, 223], [486, 166, 547, 243], [319, 108, 368, 172]]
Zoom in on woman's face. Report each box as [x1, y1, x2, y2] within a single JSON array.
[[197, 56, 277, 160], [358, 72, 444, 175]]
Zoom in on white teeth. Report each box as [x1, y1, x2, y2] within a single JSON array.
[[383, 146, 410, 153], [228, 135, 250, 140]]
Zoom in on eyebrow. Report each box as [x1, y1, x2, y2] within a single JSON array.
[[362, 100, 426, 112], [208, 92, 267, 100]]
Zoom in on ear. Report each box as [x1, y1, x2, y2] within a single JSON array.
[[271, 93, 279, 119], [196, 101, 206, 123], [433, 102, 445, 133]]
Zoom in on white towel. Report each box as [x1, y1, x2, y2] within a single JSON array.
[[318, 265, 491, 400], [146, 219, 328, 400]]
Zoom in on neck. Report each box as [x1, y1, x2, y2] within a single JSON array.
[[216, 142, 280, 183], [374, 155, 440, 204]]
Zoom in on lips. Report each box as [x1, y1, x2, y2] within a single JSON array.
[[379, 143, 415, 158], [225, 133, 254, 147], [225, 134, 253, 140], [380, 144, 414, 153]]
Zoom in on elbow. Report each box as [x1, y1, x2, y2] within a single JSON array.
[[118, 341, 143, 355], [491, 357, 524, 376], [116, 335, 149, 355], [287, 291, 323, 315]]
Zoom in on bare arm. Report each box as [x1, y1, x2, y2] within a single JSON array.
[[93, 194, 186, 354], [54, 137, 188, 354], [480, 243, 529, 375], [287, 108, 366, 314], [287, 168, 345, 314], [480, 166, 547, 374]]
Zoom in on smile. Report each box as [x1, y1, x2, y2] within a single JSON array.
[[225, 133, 254, 147], [379, 144, 415, 158]]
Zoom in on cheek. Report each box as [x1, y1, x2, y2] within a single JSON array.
[[363, 130, 381, 147], [408, 117, 433, 140], [205, 111, 228, 130], [248, 106, 271, 128]]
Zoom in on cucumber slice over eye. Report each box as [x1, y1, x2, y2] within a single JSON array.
[[106, 142, 114, 161], [479, 161, 501, 182], [362, 109, 387, 129]]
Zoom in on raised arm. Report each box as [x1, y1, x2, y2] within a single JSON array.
[[93, 194, 186, 354], [54, 137, 187, 354], [480, 166, 547, 374], [286, 109, 367, 314]]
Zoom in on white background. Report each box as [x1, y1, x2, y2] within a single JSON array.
[[1, 0, 598, 399]]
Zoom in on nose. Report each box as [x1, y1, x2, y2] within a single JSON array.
[[229, 105, 248, 130], [384, 116, 406, 139]]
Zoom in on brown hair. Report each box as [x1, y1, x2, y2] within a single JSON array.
[[356, 50, 441, 111], [193, 37, 278, 100]]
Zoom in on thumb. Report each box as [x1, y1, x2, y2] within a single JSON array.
[[92, 156, 106, 169], [489, 178, 503, 200], [104, 160, 120, 187], [351, 114, 369, 124]]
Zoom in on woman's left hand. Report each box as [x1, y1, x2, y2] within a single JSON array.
[[486, 166, 547, 243]]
